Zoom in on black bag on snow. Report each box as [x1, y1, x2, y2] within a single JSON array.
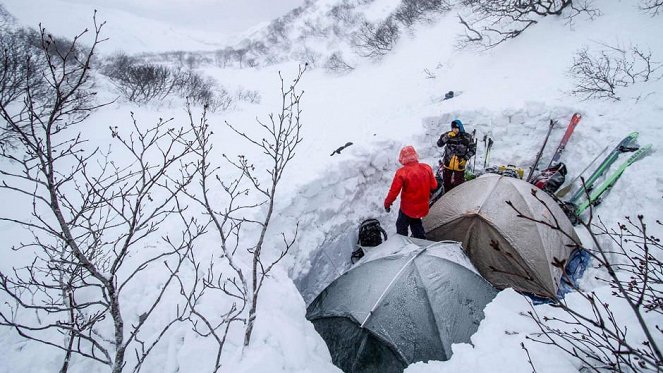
[[531, 162, 567, 194], [351, 219, 388, 263]]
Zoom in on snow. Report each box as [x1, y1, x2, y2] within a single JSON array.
[[1, 0, 662, 372]]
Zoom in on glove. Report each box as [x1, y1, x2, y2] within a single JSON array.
[[385, 206, 391, 213]]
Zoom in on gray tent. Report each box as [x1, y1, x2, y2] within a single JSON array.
[[306, 236, 497, 373], [423, 173, 579, 298]]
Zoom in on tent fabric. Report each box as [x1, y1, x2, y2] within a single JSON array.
[[423, 173, 579, 298], [306, 236, 497, 373]]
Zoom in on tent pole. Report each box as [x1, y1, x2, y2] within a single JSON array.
[[360, 249, 427, 328]]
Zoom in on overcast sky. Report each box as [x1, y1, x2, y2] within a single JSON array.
[[60, 0, 307, 33]]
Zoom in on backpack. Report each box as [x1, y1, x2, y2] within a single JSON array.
[[352, 219, 388, 263], [357, 218, 388, 247], [531, 162, 567, 194]]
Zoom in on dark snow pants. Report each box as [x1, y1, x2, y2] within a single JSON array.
[[396, 209, 426, 239], [442, 168, 465, 192]]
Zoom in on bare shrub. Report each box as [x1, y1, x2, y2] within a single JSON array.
[[292, 47, 321, 67], [352, 17, 400, 58], [236, 88, 262, 104], [299, 19, 330, 39], [103, 53, 177, 103], [175, 69, 218, 106], [394, 0, 450, 27], [0, 28, 47, 110], [0, 15, 209, 373], [234, 47, 250, 68], [265, 18, 291, 47], [569, 43, 662, 101], [506, 191, 662, 371], [102, 53, 233, 109], [329, 2, 358, 25], [324, 51, 355, 73], [641, 0, 663, 15], [329, 2, 364, 37], [0, 4, 16, 28], [182, 66, 307, 355], [458, 0, 600, 49], [214, 48, 235, 68], [1, 24, 94, 148]]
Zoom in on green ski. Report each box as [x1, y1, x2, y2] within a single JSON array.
[[575, 144, 652, 215], [568, 131, 640, 205]]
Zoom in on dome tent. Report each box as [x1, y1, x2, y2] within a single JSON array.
[[423, 173, 579, 298], [306, 236, 497, 373]]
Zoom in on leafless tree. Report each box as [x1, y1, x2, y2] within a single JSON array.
[[457, 0, 600, 49], [181, 65, 307, 360], [641, 0, 663, 15], [0, 15, 206, 373], [352, 17, 401, 58], [569, 43, 662, 101], [506, 189, 662, 371]]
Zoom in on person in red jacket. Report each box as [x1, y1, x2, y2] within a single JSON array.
[[384, 145, 438, 239]]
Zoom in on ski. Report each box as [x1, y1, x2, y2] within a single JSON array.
[[526, 119, 556, 182], [567, 132, 640, 204], [575, 144, 652, 216], [547, 113, 582, 168], [555, 145, 609, 198]]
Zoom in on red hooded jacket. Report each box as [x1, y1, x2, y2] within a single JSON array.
[[384, 146, 438, 218]]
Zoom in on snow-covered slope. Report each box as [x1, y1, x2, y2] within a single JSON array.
[[1, 0, 662, 372]]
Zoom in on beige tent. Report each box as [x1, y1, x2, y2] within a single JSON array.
[[423, 174, 579, 298]]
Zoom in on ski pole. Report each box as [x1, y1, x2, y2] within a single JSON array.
[[526, 119, 556, 182], [483, 137, 493, 169], [472, 136, 478, 172]]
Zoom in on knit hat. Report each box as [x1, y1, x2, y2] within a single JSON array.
[[451, 119, 465, 133], [399, 145, 419, 165]]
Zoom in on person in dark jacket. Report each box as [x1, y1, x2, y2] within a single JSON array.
[[384, 145, 438, 239], [436, 119, 476, 192]]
